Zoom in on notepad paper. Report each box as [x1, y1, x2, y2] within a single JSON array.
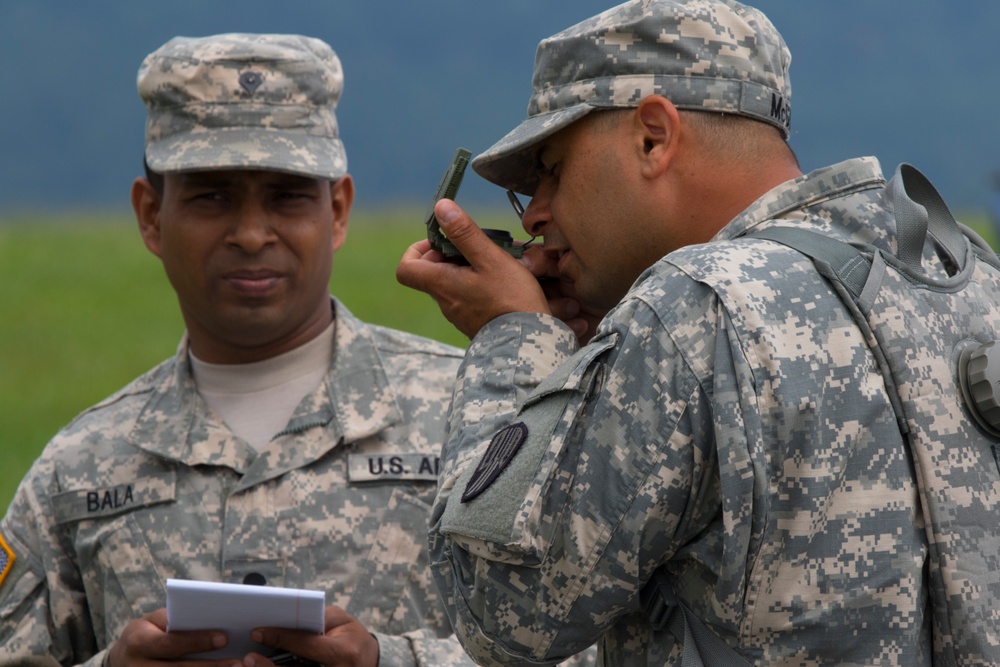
[[166, 578, 325, 659]]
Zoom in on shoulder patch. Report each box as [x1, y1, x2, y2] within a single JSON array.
[[0, 532, 15, 590], [462, 422, 529, 503]]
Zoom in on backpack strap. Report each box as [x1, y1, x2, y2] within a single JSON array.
[[749, 226, 873, 299], [640, 163, 1000, 663], [640, 569, 753, 667], [752, 163, 998, 298], [754, 163, 999, 284], [887, 163, 1000, 274]]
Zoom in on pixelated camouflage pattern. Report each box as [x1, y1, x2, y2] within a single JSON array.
[[138, 33, 347, 179], [473, 0, 791, 195], [430, 157, 947, 665], [0, 300, 475, 667], [785, 171, 1000, 664]]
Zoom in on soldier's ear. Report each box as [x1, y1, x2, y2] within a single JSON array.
[[330, 174, 353, 253], [132, 177, 163, 258], [635, 95, 680, 180]]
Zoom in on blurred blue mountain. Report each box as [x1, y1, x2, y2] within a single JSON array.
[[0, 1, 996, 215]]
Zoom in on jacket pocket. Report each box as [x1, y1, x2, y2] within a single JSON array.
[[52, 471, 176, 645], [347, 488, 451, 637]]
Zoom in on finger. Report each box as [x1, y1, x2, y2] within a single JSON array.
[[399, 238, 433, 262], [322, 605, 358, 631], [240, 651, 277, 667], [520, 244, 560, 280], [112, 614, 228, 664], [146, 607, 169, 631], [546, 296, 581, 323], [396, 246, 460, 295], [564, 317, 591, 342], [249, 626, 300, 653], [160, 630, 230, 660], [250, 622, 375, 667], [545, 297, 591, 343], [154, 607, 240, 664], [433, 199, 511, 269]]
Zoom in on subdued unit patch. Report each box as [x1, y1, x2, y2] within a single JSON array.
[[462, 422, 529, 503]]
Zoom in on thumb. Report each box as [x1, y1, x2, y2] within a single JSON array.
[[435, 199, 505, 268]]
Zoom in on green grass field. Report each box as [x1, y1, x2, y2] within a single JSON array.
[[0, 207, 506, 511], [1, 209, 995, 511]]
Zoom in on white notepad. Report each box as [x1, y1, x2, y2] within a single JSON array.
[[166, 578, 325, 659]]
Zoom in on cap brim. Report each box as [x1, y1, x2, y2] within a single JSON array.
[[145, 128, 347, 180], [471, 104, 593, 196]]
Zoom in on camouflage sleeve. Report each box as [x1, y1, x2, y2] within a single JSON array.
[[374, 630, 477, 666], [375, 630, 596, 666], [0, 454, 103, 666], [429, 302, 716, 665]]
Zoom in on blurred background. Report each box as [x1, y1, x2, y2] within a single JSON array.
[[1, 0, 998, 216], [1, 1, 998, 508]]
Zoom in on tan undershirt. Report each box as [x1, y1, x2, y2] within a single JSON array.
[[189, 322, 335, 452]]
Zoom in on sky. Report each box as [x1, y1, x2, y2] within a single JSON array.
[[0, 1, 997, 217]]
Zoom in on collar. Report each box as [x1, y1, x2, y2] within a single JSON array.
[[715, 157, 886, 242], [126, 297, 401, 480]]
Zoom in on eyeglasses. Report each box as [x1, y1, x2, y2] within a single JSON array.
[[507, 190, 539, 246], [507, 190, 525, 219]]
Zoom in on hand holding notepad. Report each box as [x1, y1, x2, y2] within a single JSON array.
[[165, 578, 325, 659]]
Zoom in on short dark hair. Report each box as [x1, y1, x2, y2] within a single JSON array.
[[588, 106, 797, 168], [679, 109, 797, 166]]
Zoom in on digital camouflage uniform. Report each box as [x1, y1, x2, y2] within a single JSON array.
[[431, 156, 932, 666], [424, 3, 937, 663], [0, 300, 476, 666]]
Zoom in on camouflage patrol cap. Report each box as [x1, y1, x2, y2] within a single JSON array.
[[138, 33, 347, 179], [472, 0, 792, 194]]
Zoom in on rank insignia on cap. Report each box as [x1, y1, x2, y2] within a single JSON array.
[[239, 70, 263, 95], [462, 422, 528, 503], [0, 532, 15, 590]]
